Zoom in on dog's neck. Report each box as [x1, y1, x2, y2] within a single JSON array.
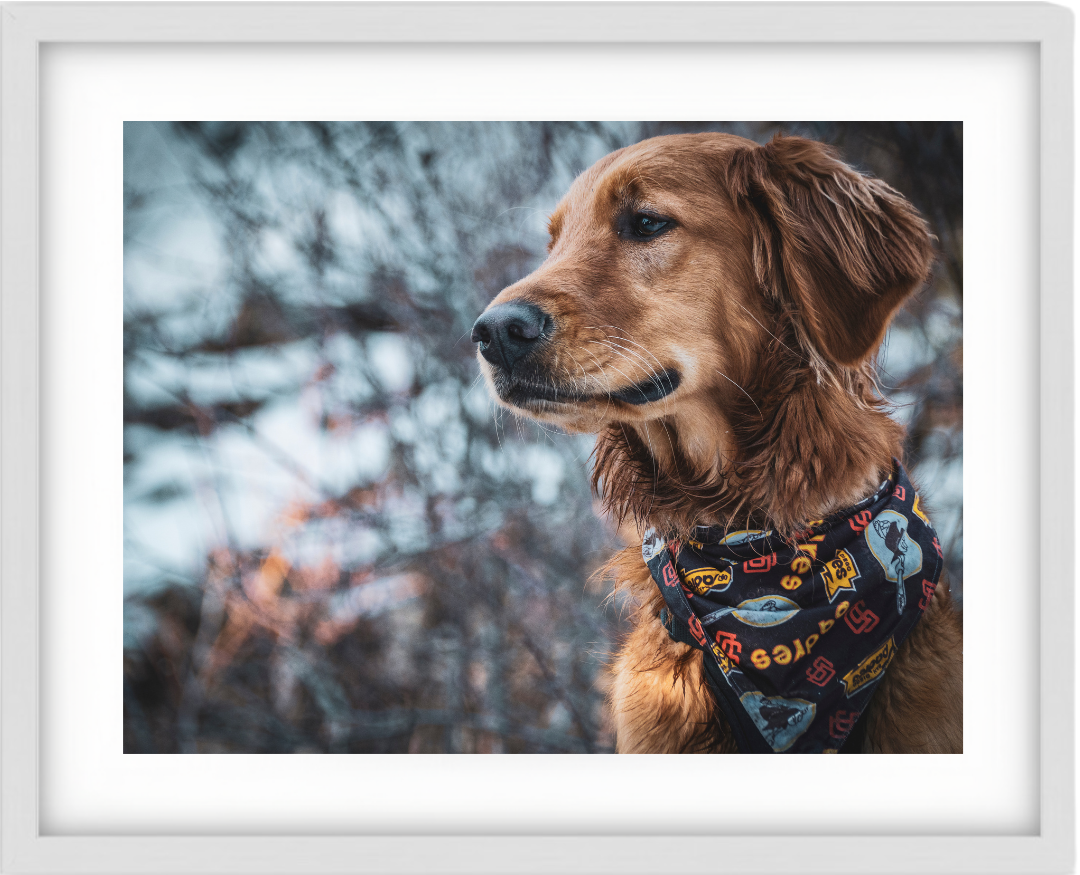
[[592, 361, 903, 538]]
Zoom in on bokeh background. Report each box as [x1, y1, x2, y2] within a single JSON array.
[[123, 121, 962, 753]]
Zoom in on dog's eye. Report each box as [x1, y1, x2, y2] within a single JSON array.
[[628, 212, 670, 239]]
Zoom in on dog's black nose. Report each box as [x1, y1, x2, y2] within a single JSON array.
[[471, 302, 551, 372]]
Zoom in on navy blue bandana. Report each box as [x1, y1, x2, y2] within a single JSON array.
[[643, 461, 943, 754]]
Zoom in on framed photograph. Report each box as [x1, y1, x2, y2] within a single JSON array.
[[2, 2, 1072, 873]]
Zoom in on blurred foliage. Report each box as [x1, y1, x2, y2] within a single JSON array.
[[123, 121, 962, 753]]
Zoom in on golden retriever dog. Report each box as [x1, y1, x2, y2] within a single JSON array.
[[471, 133, 962, 753]]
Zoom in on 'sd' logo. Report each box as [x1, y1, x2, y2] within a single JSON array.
[[684, 566, 733, 595], [918, 578, 936, 611], [661, 562, 679, 588], [844, 600, 880, 635], [829, 709, 861, 739], [806, 656, 836, 686], [743, 553, 777, 574], [841, 638, 896, 696], [820, 549, 860, 601], [714, 629, 742, 664], [849, 509, 873, 535], [687, 614, 707, 647]]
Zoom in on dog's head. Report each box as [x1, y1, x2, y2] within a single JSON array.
[[472, 132, 933, 440]]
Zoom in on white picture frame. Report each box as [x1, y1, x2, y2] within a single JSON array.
[[2, 2, 1073, 873]]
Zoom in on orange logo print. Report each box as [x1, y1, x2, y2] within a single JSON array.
[[744, 553, 777, 574], [715, 630, 742, 664], [806, 656, 836, 686], [661, 562, 679, 588], [848, 510, 873, 534], [688, 614, 708, 646], [829, 710, 861, 738], [843, 599, 879, 634]]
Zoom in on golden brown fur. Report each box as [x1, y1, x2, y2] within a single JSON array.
[[474, 132, 962, 753]]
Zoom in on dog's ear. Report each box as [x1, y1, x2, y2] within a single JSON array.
[[725, 135, 934, 366]]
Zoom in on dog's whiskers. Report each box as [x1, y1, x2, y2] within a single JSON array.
[[588, 338, 667, 396], [587, 340, 668, 398], [491, 402, 506, 451], [588, 350, 660, 403], [579, 348, 617, 424], [589, 325, 669, 379]]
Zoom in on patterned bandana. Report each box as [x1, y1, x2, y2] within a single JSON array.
[[643, 460, 943, 754]]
